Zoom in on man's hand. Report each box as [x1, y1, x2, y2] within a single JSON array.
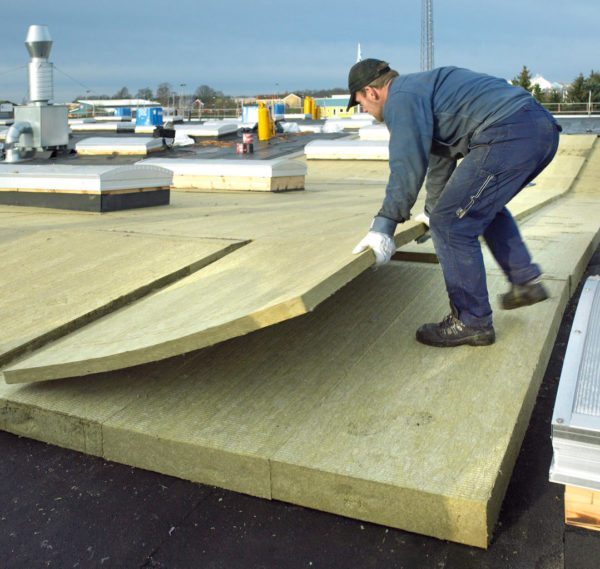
[[414, 212, 431, 244], [414, 212, 430, 226], [352, 231, 396, 266]]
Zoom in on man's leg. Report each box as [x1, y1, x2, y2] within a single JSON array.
[[483, 117, 560, 308], [482, 207, 550, 309], [427, 149, 503, 329], [418, 104, 560, 346], [483, 207, 540, 285]]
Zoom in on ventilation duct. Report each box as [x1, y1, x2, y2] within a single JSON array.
[[25, 25, 54, 104], [3, 25, 70, 163]]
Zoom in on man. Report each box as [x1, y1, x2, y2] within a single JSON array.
[[349, 59, 561, 347]]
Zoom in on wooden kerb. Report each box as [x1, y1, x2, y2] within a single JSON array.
[[172, 175, 305, 192], [565, 485, 600, 532]]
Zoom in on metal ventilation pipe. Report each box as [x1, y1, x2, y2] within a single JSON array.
[[25, 25, 54, 104], [4, 121, 34, 163]]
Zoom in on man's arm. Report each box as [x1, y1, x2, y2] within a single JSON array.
[[370, 90, 434, 236], [353, 89, 434, 266]]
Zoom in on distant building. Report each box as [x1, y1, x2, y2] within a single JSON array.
[[234, 96, 257, 105], [315, 95, 357, 118], [0, 101, 15, 120], [255, 95, 283, 105], [283, 93, 302, 109]]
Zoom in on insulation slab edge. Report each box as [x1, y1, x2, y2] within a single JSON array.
[[0, 265, 571, 548]]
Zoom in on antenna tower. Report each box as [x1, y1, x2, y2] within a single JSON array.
[[420, 0, 434, 71]]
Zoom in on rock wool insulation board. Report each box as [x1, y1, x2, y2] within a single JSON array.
[[305, 140, 389, 160], [0, 229, 246, 367], [139, 157, 307, 192], [0, 155, 427, 383], [0, 135, 598, 547], [1, 226, 421, 384], [2, 135, 596, 382], [76, 137, 164, 155], [0, 264, 569, 548], [0, 164, 172, 211]]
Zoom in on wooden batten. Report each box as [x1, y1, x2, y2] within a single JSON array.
[[140, 158, 307, 193], [75, 137, 164, 156], [565, 485, 600, 532], [172, 174, 305, 192]]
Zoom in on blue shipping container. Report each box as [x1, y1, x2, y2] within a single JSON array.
[[136, 107, 164, 126], [115, 107, 132, 117]]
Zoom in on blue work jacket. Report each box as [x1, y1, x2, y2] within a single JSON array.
[[371, 67, 534, 236]]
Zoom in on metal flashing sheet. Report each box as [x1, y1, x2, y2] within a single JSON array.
[[0, 164, 172, 193], [551, 276, 600, 488]]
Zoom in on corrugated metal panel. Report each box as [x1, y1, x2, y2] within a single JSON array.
[[573, 285, 600, 416], [551, 276, 600, 490]]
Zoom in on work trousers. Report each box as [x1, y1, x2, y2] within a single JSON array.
[[429, 101, 561, 328]]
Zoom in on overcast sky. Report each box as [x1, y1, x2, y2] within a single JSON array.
[[1, 0, 597, 103]]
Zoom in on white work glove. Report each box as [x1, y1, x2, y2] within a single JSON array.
[[413, 212, 431, 244], [352, 231, 396, 266], [414, 212, 430, 227]]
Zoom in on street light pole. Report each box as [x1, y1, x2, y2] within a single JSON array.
[[180, 83, 186, 120]]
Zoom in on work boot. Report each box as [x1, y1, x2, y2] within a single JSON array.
[[500, 278, 548, 310], [416, 311, 495, 347]]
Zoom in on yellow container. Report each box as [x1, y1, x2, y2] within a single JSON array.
[[258, 102, 272, 141], [303, 96, 312, 116]]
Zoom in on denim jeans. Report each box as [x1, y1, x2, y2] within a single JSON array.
[[429, 101, 561, 328]]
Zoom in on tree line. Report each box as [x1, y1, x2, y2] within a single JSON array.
[[73, 84, 351, 106], [73, 69, 599, 108], [73, 83, 238, 107], [512, 66, 600, 104]]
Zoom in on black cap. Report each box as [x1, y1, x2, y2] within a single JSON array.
[[346, 58, 391, 111]]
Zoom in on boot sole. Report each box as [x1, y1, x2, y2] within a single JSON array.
[[416, 331, 495, 347], [501, 292, 549, 310]]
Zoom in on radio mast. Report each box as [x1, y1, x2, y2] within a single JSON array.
[[420, 0, 434, 71]]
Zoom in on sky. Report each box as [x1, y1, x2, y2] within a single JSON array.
[[1, 0, 597, 103]]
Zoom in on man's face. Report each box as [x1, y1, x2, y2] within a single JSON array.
[[355, 86, 385, 122]]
